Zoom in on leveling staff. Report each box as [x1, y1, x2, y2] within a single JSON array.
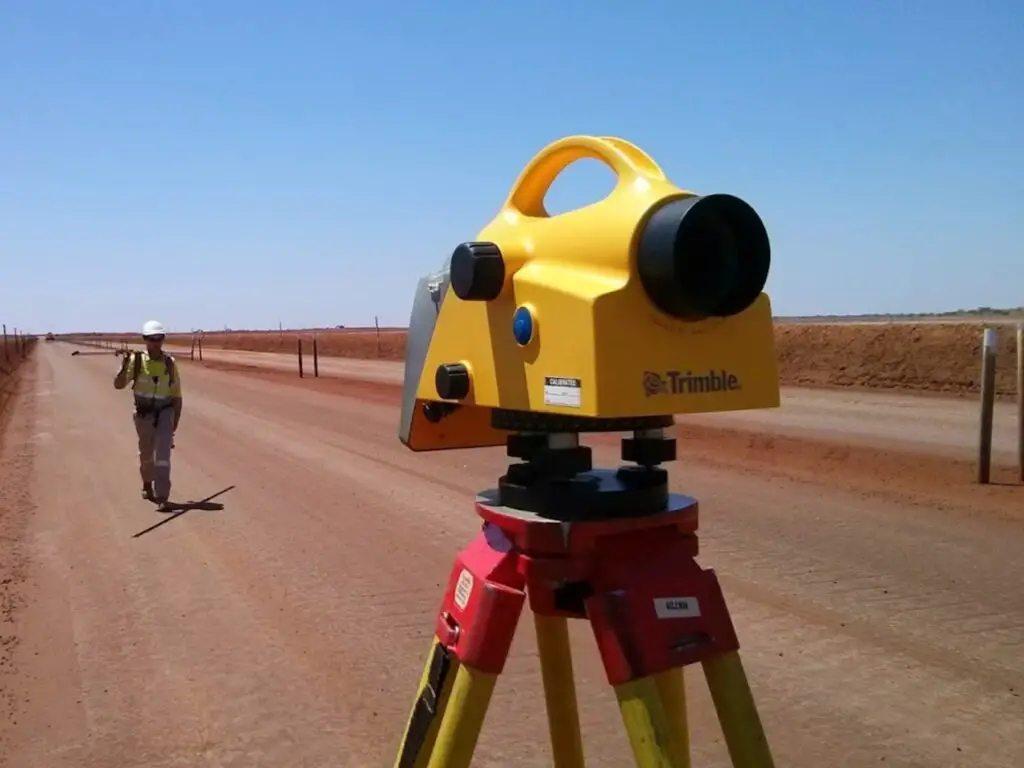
[[113, 320, 182, 510]]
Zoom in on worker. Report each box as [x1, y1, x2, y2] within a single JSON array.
[[113, 320, 182, 510]]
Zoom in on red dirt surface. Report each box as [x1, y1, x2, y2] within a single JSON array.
[[75, 320, 1023, 398], [1, 342, 1022, 767]]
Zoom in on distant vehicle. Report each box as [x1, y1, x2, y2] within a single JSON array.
[[45, 332, 55, 341]]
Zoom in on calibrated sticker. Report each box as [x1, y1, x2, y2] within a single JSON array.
[[543, 376, 581, 408], [653, 597, 701, 619], [453, 568, 474, 610]]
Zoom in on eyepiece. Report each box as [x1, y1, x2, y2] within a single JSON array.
[[637, 193, 770, 320]]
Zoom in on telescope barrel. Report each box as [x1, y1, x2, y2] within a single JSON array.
[[637, 193, 770, 320]]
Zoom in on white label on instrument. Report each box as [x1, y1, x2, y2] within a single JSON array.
[[544, 376, 581, 408], [453, 568, 474, 610], [654, 597, 701, 619]]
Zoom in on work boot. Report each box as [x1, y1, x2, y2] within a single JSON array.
[[141, 482, 154, 501]]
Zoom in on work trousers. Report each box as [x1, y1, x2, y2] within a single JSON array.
[[134, 406, 175, 500]]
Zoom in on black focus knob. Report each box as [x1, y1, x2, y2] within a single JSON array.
[[435, 362, 471, 400], [450, 241, 505, 301]]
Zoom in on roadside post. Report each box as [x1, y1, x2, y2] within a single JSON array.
[[977, 327, 997, 484], [1017, 321, 1023, 482]]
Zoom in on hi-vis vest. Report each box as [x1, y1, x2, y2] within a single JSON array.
[[129, 351, 181, 402]]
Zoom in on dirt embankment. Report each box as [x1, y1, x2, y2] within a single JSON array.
[[1, 337, 37, 427], [0, 346, 36, 742], [71, 321, 1022, 398], [774, 323, 1020, 397]]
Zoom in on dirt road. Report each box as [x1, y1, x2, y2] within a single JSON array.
[[2, 343, 1022, 767], [165, 345, 403, 385], [166, 344, 1021, 462]]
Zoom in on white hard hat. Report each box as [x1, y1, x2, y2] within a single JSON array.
[[142, 320, 167, 337]]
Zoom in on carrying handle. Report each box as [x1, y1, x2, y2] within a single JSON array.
[[504, 135, 668, 218]]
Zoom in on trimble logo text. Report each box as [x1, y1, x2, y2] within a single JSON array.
[[642, 370, 741, 397]]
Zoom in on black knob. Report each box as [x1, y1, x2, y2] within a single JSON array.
[[435, 362, 471, 400], [450, 241, 505, 301]]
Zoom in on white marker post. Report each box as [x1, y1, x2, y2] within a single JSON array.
[[977, 327, 998, 484], [1017, 322, 1023, 483]]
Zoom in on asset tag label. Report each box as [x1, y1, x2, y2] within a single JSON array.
[[453, 568, 474, 610], [543, 376, 581, 408], [653, 597, 701, 619]]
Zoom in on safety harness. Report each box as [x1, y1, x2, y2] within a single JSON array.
[[129, 350, 177, 426]]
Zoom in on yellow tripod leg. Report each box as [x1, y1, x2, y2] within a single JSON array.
[[652, 669, 690, 768], [394, 639, 459, 768], [534, 614, 585, 767], [702, 651, 775, 768], [615, 675, 689, 768], [425, 662, 498, 768]]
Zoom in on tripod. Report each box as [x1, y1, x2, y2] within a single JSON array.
[[394, 417, 775, 768]]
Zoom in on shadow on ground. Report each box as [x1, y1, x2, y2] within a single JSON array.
[[132, 485, 236, 539]]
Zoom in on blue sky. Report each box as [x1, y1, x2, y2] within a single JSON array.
[[2, 1, 1021, 334]]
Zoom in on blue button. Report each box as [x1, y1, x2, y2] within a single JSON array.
[[513, 306, 533, 346]]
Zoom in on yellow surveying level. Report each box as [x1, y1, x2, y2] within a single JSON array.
[[394, 135, 779, 767]]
